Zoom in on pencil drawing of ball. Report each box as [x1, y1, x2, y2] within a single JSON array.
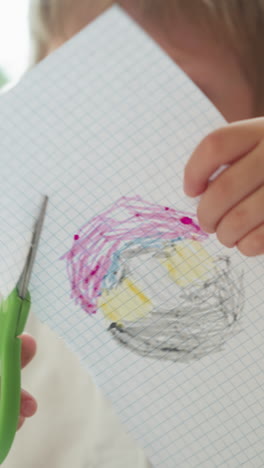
[[62, 196, 244, 362]]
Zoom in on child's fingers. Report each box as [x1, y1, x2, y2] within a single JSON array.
[[237, 223, 264, 256], [16, 335, 38, 431], [19, 334, 37, 369], [17, 390, 38, 431], [184, 119, 264, 197], [20, 390, 38, 417], [215, 186, 264, 248], [196, 144, 264, 233]]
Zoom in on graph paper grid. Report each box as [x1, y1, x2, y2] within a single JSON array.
[[0, 6, 263, 468]]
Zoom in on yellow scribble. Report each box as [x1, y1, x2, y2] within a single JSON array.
[[160, 240, 214, 287], [98, 278, 152, 322]]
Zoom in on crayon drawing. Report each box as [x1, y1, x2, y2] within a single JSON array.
[[62, 196, 244, 362]]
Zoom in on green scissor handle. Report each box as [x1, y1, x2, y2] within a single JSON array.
[[0, 194, 47, 464], [0, 288, 31, 464]]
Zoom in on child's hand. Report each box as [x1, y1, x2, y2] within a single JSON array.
[[184, 118, 264, 257], [17, 334, 37, 430]]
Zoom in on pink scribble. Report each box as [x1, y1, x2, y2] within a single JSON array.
[[61, 196, 208, 314], [180, 216, 193, 225]]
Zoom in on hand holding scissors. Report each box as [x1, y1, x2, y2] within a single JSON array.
[[17, 334, 37, 430], [0, 196, 48, 464]]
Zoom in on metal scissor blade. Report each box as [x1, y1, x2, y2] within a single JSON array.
[[17, 195, 48, 299]]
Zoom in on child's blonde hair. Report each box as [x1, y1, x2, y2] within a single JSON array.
[[29, 0, 114, 63], [30, 0, 264, 114]]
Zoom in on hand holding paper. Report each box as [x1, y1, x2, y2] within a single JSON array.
[[184, 118, 264, 256]]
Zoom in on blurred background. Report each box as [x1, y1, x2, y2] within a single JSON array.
[[0, 0, 31, 89]]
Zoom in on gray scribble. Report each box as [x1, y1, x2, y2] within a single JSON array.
[[108, 256, 244, 362]]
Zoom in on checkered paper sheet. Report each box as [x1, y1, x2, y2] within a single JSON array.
[[0, 6, 263, 468]]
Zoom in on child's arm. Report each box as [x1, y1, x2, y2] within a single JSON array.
[[17, 334, 37, 430], [184, 118, 264, 257]]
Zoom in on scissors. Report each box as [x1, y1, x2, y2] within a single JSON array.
[[0, 195, 48, 464]]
